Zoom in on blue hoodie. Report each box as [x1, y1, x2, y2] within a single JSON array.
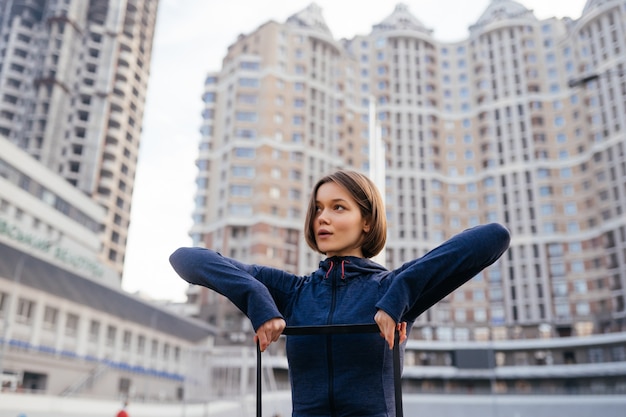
[[169, 222, 511, 417]]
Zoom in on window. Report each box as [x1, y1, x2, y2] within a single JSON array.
[[106, 325, 117, 346], [238, 78, 259, 87], [229, 204, 253, 216], [548, 244, 563, 256], [289, 188, 301, 200], [568, 242, 582, 253], [89, 320, 100, 341], [611, 346, 626, 361], [554, 116, 565, 127], [237, 94, 257, 104], [539, 186, 553, 196], [65, 313, 79, 336], [563, 185, 574, 196], [230, 185, 252, 197], [574, 281, 587, 294], [455, 309, 467, 323], [576, 302, 590, 316], [436, 327, 453, 341], [555, 303, 570, 318], [240, 61, 260, 70], [43, 306, 58, 329], [433, 307, 449, 323], [564, 202, 577, 215], [17, 298, 35, 324], [232, 166, 255, 178], [137, 335, 145, 354], [490, 287, 503, 300], [123, 330, 132, 350], [234, 147, 255, 158], [151, 339, 159, 357], [474, 308, 487, 322], [553, 281, 567, 296], [235, 112, 257, 122], [491, 306, 505, 324], [235, 128, 256, 139], [571, 260, 584, 273]]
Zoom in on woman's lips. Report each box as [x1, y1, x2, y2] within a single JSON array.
[[317, 229, 332, 238]]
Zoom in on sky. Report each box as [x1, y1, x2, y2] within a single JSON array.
[[121, 0, 588, 302]]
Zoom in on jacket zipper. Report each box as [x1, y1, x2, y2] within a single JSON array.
[[326, 261, 339, 416]]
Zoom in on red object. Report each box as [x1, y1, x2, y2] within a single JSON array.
[[116, 410, 128, 417]]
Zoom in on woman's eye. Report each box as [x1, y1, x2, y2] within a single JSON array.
[[334, 205, 345, 211]]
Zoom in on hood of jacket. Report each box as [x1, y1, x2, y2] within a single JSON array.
[[316, 255, 389, 281]]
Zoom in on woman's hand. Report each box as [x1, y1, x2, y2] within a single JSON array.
[[254, 317, 286, 352], [374, 309, 407, 349]]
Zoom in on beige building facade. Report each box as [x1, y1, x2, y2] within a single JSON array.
[[189, 0, 626, 342]]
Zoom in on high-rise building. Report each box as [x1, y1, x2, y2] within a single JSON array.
[[0, 0, 159, 277], [189, 0, 626, 342]]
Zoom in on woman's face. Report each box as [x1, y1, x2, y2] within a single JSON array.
[[313, 181, 370, 258]]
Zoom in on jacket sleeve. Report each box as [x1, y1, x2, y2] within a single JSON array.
[[375, 223, 510, 323], [169, 247, 292, 331]]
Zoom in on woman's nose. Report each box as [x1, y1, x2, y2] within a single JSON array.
[[317, 209, 330, 224]]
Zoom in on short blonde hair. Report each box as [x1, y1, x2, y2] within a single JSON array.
[[304, 170, 386, 258]]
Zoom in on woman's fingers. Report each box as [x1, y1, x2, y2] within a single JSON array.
[[375, 310, 408, 349], [255, 318, 286, 352], [374, 310, 396, 349], [398, 322, 407, 344]]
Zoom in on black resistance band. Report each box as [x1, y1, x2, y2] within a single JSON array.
[[256, 323, 403, 417]]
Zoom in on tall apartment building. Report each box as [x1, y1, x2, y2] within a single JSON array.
[[190, 0, 626, 342], [0, 0, 159, 277]]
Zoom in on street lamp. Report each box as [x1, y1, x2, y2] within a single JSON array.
[[567, 74, 601, 88], [568, 70, 624, 88]]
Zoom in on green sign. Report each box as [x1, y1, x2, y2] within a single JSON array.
[[0, 218, 104, 277]]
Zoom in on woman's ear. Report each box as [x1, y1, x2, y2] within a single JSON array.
[[363, 220, 371, 233]]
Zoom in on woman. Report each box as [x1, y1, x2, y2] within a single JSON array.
[[170, 170, 510, 417]]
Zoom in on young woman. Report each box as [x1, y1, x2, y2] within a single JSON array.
[[169, 170, 510, 417]]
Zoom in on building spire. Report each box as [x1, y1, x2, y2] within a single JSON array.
[[372, 3, 432, 35], [286, 3, 332, 37], [470, 0, 535, 31]]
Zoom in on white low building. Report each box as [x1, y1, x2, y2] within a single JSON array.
[[0, 136, 216, 401]]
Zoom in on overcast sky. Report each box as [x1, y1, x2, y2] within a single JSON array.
[[121, 0, 588, 302]]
